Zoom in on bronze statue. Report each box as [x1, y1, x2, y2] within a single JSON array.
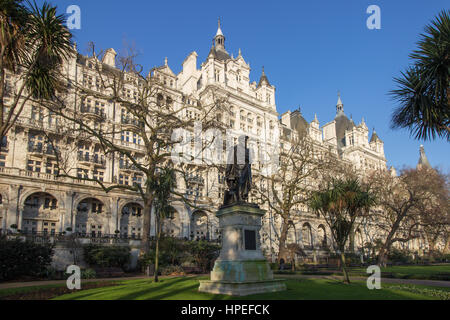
[[222, 135, 253, 207]]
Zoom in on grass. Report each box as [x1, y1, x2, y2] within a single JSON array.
[[277, 264, 450, 280], [0, 284, 65, 298], [49, 276, 450, 300], [0, 281, 122, 300]]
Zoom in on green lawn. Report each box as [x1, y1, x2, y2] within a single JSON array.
[[51, 276, 450, 300], [350, 264, 450, 279], [0, 284, 65, 298], [278, 264, 450, 280]]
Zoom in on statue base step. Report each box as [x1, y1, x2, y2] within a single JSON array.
[[198, 279, 286, 296]]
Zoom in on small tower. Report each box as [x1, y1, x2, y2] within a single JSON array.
[[257, 66, 271, 88], [214, 18, 225, 50], [336, 92, 344, 114], [417, 145, 432, 169]]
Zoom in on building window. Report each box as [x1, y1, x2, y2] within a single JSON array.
[[27, 160, 42, 172], [45, 161, 58, 175], [77, 168, 89, 179], [0, 154, 5, 167], [93, 170, 104, 182]]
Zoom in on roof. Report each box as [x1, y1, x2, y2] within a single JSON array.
[[207, 46, 231, 61], [370, 130, 382, 143], [257, 67, 271, 88], [290, 110, 308, 137], [334, 112, 354, 149]]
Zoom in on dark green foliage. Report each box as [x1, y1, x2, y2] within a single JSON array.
[[138, 237, 221, 274], [388, 248, 415, 264], [83, 245, 130, 269], [186, 240, 220, 273], [80, 268, 97, 279], [391, 10, 450, 140], [160, 265, 184, 276], [0, 236, 54, 281]]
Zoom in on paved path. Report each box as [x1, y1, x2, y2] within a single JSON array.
[[275, 274, 450, 288]]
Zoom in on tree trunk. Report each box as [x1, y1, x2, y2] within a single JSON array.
[[443, 235, 450, 254], [141, 195, 153, 257], [377, 221, 399, 267], [154, 215, 161, 283], [277, 218, 289, 264], [340, 251, 350, 284], [377, 244, 389, 267]]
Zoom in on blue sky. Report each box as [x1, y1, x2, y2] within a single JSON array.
[[42, 0, 449, 172]]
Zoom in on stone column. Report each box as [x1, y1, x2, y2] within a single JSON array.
[[17, 206, 24, 230]]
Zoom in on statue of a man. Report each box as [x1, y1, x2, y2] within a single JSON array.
[[223, 136, 252, 206]]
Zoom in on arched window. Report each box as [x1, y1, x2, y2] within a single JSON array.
[[191, 211, 209, 240], [318, 225, 327, 248], [302, 223, 313, 249], [121, 203, 143, 239], [163, 209, 181, 238], [76, 198, 105, 237], [287, 222, 297, 244], [22, 192, 59, 235]]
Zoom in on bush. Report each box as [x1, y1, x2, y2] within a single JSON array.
[[388, 248, 414, 264], [186, 241, 220, 273], [81, 268, 97, 279], [0, 236, 54, 281], [138, 236, 188, 270], [270, 262, 279, 271], [160, 265, 185, 276], [83, 245, 130, 269], [328, 252, 363, 266]]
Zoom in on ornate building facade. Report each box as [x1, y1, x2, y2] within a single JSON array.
[[2, 21, 431, 268]]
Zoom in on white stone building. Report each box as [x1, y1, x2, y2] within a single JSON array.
[[0, 21, 413, 267]]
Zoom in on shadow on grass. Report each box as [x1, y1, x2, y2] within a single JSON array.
[[55, 276, 445, 300], [119, 277, 192, 300]]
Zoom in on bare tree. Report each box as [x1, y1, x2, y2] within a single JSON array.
[[252, 134, 338, 263], [369, 167, 449, 266], [43, 44, 228, 257]]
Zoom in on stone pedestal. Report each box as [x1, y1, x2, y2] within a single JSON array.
[[198, 204, 286, 296]]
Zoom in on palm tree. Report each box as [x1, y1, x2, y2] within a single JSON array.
[[391, 10, 450, 141], [0, 0, 28, 71], [151, 167, 177, 282], [309, 178, 376, 283], [0, 1, 72, 143]]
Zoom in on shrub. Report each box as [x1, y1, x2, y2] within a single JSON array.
[[138, 236, 188, 270], [270, 262, 279, 271], [160, 265, 185, 276], [388, 248, 414, 264], [81, 268, 97, 279], [0, 236, 54, 281], [83, 245, 130, 269], [186, 240, 220, 273]]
